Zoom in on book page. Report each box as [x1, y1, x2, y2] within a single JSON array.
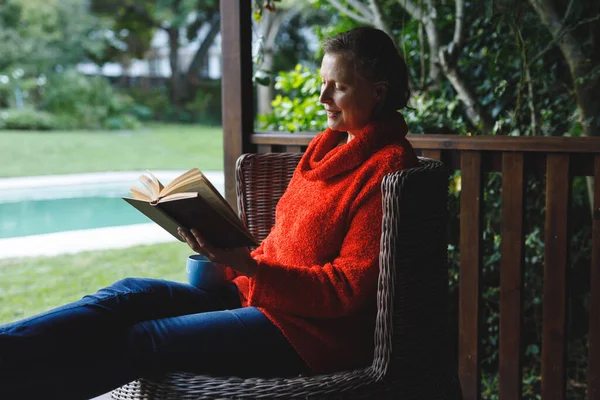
[[129, 171, 164, 202], [146, 170, 164, 194], [160, 192, 199, 201], [129, 186, 153, 202], [159, 169, 202, 197]]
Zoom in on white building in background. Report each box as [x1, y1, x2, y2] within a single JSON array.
[[77, 24, 222, 80]]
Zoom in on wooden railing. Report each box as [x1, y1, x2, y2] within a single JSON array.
[[252, 131, 600, 400]]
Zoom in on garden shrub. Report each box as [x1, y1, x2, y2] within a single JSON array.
[[257, 64, 326, 132], [126, 87, 171, 121], [187, 83, 222, 125], [40, 70, 143, 130], [0, 108, 57, 130], [125, 79, 222, 125]]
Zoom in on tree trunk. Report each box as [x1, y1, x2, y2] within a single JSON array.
[[423, 19, 442, 82], [441, 59, 495, 133], [528, 0, 600, 211], [183, 15, 221, 102], [256, 50, 274, 115], [529, 0, 600, 138], [394, 0, 494, 133], [167, 27, 183, 107], [256, 10, 284, 115]]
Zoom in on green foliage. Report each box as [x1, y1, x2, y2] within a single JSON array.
[[0, 108, 57, 130], [90, 0, 220, 108], [257, 64, 326, 132], [309, 0, 361, 60], [125, 80, 222, 125], [40, 70, 142, 130], [126, 87, 171, 120], [0, 0, 104, 75], [405, 91, 468, 135], [252, 0, 283, 22]]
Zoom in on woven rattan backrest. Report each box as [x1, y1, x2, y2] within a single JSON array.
[[236, 153, 303, 242], [375, 158, 450, 379]]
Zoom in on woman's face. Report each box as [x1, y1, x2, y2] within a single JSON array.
[[318, 53, 381, 139]]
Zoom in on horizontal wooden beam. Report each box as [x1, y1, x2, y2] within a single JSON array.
[[408, 135, 600, 153], [252, 132, 316, 145], [252, 132, 600, 153]]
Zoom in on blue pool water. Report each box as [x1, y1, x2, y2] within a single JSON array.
[[0, 196, 150, 238], [0, 172, 223, 239], [0, 179, 155, 239]]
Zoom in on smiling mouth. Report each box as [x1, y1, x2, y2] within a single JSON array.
[[327, 111, 341, 118]]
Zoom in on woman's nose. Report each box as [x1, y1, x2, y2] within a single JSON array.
[[319, 85, 331, 104]]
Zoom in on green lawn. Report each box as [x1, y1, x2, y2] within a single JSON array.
[[0, 123, 224, 177], [0, 242, 191, 325], [0, 123, 225, 326]]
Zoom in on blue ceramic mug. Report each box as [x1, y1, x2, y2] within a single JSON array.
[[186, 254, 228, 289]]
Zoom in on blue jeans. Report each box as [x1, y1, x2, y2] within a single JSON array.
[[0, 278, 308, 400]]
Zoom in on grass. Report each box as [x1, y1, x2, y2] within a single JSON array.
[[0, 123, 223, 326], [0, 242, 192, 325], [0, 123, 224, 177]]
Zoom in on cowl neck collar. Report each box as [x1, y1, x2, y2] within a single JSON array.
[[298, 112, 409, 181]]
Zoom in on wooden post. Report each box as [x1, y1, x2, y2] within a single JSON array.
[[220, 0, 255, 207], [499, 152, 525, 400], [459, 151, 484, 400], [542, 154, 570, 400], [588, 155, 600, 399]]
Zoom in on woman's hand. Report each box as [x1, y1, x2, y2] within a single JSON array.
[[177, 227, 258, 278]]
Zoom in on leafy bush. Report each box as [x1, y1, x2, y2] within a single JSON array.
[[0, 108, 57, 130], [126, 87, 171, 121], [40, 70, 143, 130], [405, 90, 469, 135], [125, 80, 222, 125], [187, 85, 222, 125], [257, 64, 326, 132], [257, 64, 469, 135]]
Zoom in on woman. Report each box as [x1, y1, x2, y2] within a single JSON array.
[[0, 27, 418, 399]]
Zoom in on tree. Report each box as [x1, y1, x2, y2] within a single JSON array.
[[527, 0, 600, 208], [320, 0, 495, 132], [254, 1, 328, 115], [0, 0, 104, 75], [303, 0, 599, 139], [528, 0, 600, 139], [91, 0, 221, 107]]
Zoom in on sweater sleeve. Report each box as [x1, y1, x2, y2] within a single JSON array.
[[247, 189, 383, 319]]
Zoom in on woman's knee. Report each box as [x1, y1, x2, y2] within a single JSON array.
[[80, 278, 163, 305], [111, 277, 158, 292]]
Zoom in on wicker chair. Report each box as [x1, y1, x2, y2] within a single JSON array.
[[111, 154, 462, 400]]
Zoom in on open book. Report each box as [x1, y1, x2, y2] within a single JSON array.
[[123, 169, 257, 248]]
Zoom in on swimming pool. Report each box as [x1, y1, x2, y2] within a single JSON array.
[[0, 171, 224, 239]]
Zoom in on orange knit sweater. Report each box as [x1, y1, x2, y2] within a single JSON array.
[[233, 112, 418, 373]]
